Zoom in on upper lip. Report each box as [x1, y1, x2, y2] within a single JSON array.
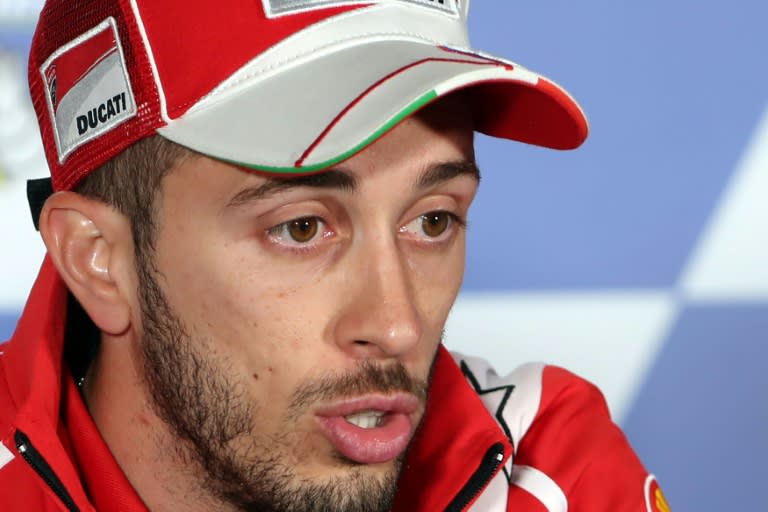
[[314, 393, 420, 418]]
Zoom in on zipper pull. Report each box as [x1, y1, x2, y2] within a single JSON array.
[[14, 430, 81, 512], [445, 442, 507, 512]]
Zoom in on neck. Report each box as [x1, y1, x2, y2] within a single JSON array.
[[82, 333, 234, 512]]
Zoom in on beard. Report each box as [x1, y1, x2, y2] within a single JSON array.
[[134, 259, 431, 512]]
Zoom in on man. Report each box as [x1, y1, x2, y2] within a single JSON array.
[[0, 1, 669, 511]]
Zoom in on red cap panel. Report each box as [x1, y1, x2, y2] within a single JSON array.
[[135, 0, 369, 119]]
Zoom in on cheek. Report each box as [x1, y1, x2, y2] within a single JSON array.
[[160, 246, 334, 384], [409, 237, 466, 329]]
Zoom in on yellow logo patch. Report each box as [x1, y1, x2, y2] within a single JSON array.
[[645, 475, 670, 512]]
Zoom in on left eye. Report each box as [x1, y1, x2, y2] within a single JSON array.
[[402, 211, 458, 239], [268, 217, 324, 244]]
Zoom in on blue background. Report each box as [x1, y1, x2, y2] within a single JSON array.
[[3, 2, 767, 509], [464, 3, 768, 509], [465, 2, 766, 290]]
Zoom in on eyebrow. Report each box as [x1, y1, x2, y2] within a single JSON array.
[[416, 160, 481, 189], [226, 160, 480, 208], [227, 170, 356, 208]]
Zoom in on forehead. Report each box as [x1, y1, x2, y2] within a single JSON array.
[[158, 94, 476, 211]]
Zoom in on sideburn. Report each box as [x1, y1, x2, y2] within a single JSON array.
[[135, 246, 259, 500]]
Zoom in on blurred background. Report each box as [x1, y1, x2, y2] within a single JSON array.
[[1, 1, 766, 509]]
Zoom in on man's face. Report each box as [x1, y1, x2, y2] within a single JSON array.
[[136, 98, 477, 511]]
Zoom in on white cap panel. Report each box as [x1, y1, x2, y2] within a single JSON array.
[[159, 39, 495, 168], [304, 57, 511, 166]]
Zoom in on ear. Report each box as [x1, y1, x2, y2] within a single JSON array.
[[39, 191, 135, 336]]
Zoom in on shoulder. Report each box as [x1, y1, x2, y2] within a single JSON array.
[[0, 346, 18, 436], [0, 343, 61, 511], [452, 352, 668, 511], [0, 404, 59, 511]]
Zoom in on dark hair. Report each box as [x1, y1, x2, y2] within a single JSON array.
[[74, 135, 193, 254], [66, 136, 193, 382]]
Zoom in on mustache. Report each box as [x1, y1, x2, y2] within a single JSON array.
[[287, 361, 430, 418]]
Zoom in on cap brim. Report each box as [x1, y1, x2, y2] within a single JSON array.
[[157, 39, 588, 174]]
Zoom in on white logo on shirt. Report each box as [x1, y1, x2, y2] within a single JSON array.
[[0, 442, 15, 471]]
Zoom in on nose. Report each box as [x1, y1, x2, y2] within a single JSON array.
[[332, 235, 423, 360]]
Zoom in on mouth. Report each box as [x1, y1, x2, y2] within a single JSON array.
[[314, 394, 420, 465]]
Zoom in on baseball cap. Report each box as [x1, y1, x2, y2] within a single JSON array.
[[28, 0, 588, 193]]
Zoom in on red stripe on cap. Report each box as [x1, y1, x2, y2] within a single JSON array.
[[295, 56, 503, 167], [48, 27, 118, 111], [438, 45, 512, 68]]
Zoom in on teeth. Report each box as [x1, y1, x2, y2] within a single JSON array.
[[345, 411, 385, 429]]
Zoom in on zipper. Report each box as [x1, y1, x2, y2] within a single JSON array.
[[15, 430, 80, 512], [445, 442, 506, 512]]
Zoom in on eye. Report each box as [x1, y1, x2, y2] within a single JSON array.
[[268, 217, 323, 244], [421, 212, 451, 237], [401, 211, 463, 240]]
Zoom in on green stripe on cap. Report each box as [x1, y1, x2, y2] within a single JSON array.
[[224, 89, 438, 174]]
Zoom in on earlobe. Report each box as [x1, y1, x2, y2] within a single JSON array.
[[40, 192, 133, 336]]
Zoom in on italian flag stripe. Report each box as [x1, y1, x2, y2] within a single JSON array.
[[224, 89, 438, 175]]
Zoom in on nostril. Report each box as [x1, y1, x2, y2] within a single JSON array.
[[354, 340, 371, 346]]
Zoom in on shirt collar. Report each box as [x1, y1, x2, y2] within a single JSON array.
[[392, 345, 512, 511]]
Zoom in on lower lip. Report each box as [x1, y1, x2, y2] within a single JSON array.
[[316, 413, 414, 464]]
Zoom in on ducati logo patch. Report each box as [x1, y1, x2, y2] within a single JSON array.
[[262, 0, 459, 18], [645, 475, 671, 512], [39, 17, 136, 163]]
